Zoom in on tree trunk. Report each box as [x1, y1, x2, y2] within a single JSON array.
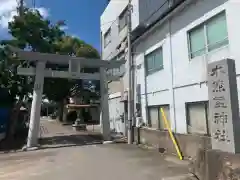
[[58, 99, 67, 122], [7, 100, 23, 139], [58, 101, 63, 122], [0, 98, 24, 150], [63, 105, 68, 123]]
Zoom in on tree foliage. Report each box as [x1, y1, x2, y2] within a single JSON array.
[[43, 35, 100, 103], [0, 7, 100, 139], [0, 8, 64, 102], [0, 42, 31, 103], [0, 8, 100, 103]]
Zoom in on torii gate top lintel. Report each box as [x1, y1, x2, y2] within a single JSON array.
[[10, 46, 126, 69]]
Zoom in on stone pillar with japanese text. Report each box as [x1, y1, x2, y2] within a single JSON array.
[[208, 59, 240, 154]]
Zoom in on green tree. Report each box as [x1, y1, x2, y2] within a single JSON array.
[[43, 36, 100, 121], [0, 41, 34, 143], [0, 7, 100, 143], [0, 8, 64, 143]]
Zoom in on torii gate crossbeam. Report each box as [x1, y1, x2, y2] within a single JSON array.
[[11, 47, 125, 148]]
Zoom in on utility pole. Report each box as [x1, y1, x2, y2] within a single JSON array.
[[18, 0, 24, 16], [32, 0, 36, 8], [127, 0, 134, 144]]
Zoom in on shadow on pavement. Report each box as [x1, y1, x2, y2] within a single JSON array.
[[0, 137, 27, 153], [39, 134, 104, 149]]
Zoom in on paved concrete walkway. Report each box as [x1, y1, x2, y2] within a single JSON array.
[[0, 120, 193, 180], [38, 120, 104, 148]]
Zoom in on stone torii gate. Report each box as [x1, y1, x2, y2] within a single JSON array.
[[11, 47, 125, 148]]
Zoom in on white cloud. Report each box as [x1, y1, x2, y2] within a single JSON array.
[[0, 0, 18, 28], [0, 10, 17, 29], [34, 7, 49, 18], [60, 26, 68, 31], [0, 0, 49, 29], [0, 0, 18, 17], [71, 34, 80, 38]]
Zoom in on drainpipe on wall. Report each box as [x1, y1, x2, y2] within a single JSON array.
[[100, 30, 103, 128], [168, 19, 177, 133], [143, 54, 149, 126], [132, 54, 136, 126]]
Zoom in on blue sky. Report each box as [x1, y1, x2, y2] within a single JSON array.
[[0, 0, 108, 51]]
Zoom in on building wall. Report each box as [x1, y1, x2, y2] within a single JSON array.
[[108, 92, 125, 133], [138, 0, 170, 25], [133, 0, 240, 134], [100, 0, 129, 102], [108, 80, 122, 94], [89, 107, 100, 122], [100, 0, 175, 60], [100, 0, 172, 93], [101, 0, 134, 60]]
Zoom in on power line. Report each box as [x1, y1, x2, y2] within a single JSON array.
[[101, 0, 130, 28], [100, 19, 118, 27], [18, 0, 24, 16], [102, 0, 170, 29]]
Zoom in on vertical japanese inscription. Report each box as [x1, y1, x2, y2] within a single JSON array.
[[209, 64, 230, 143], [208, 59, 240, 153]]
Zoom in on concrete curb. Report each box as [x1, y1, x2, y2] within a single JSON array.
[[161, 173, 198, 180], [22, 145, 40, 152], [102, 141, 115, 144]]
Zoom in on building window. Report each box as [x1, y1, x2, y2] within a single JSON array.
[[186, 101, 210, 135], [119, 7, 128, 32], [188, 11, 228, 58], [159, 105, 171, 130], [148, 106, 158, 129], [104, 28, 111, 47], [148, 105, 170, 130], [107, 57, 117, 76], [145, 47, 163, 75], [107, 57, 125, 77]]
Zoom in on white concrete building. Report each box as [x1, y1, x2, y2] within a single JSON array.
[[101, 0, 240, 137], [100, 0, 179, 134], [100, 0, 129, 134], [133, 0, 240, 136]]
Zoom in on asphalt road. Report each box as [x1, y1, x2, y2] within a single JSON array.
[[0, 120, 191, 180]]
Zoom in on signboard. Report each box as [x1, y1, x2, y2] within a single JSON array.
[[208, 59, 240, 153]]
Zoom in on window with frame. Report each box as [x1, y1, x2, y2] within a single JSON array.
[[119, 7, 128, 32], [104, 28, 111, 47], [106, 57, 118, 77], [145, 47, 163, 75], [188, 11, 229, 58], [107, 57, 125, 78], [148, 105, 170, 130], [186, 101, 210, 135]]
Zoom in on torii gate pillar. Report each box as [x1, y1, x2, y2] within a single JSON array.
[[27, 65, 112, 147], [27, 61, 45, 148], [100, 67, 111, 141]]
